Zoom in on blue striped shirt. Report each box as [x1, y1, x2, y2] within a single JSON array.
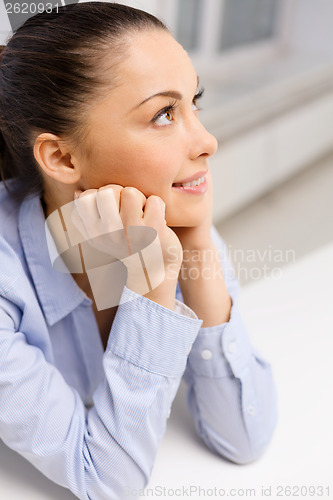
[[0, 181, 277, 499]]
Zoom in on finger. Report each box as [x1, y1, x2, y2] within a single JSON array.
[[69, 206, 91, 244], [98, 184, 123, 208], [143, 195, 166, 229], [96, 184, 122, 216], [119, 187, 146, 226], [78, 188, 97, 199], [60, 190, 98, 246], [74, 189, 100, 231], [96, 186, 124, 232]]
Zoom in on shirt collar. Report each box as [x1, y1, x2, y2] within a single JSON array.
[[18, 193, 90, 326]]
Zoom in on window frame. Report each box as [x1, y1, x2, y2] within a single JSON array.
[[156, 0, 296, 81]]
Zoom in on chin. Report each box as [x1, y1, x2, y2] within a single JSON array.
[[166, 213, 205, 228]]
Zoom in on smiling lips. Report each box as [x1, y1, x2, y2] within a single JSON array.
[[173, 169, 208, 186], [172, 171, 208, 194]]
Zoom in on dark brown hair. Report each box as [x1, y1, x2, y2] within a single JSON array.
[[0, 2, 167, 201]]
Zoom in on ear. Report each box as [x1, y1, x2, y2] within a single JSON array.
[[33, 133, 81, 185]]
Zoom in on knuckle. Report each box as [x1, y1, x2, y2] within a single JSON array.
[[99, 184, 123, 192], [79, 189, 97, 198], [122, 187, 146, 202], [122, 186, 139, 195], [149, 195, 164, 204]]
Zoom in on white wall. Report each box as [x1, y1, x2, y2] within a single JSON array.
[[289, 0, 333, 54], [209, 92, 333, 222], [0, 1, 11, 44]]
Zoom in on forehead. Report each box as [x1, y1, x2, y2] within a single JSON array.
[[114, 30, 197, 96]]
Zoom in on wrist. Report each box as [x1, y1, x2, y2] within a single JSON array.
[[179, 241, 219, 269], [180, 233, 215, 250], [143, 273, 179, 310], [170, 223, 212, 253]]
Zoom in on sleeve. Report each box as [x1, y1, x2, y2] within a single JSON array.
[[180, 225, 278, 464], [0, 286, 203, 500]]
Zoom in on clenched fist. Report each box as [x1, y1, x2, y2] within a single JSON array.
[[46, 184, 183, 309]]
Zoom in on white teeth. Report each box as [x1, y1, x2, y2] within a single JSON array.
[[175, 176, 205, 188]]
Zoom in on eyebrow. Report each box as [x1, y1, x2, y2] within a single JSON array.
[[138, 90, 182, 107], [135, 76, 200, 109]]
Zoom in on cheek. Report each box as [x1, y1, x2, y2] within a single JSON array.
[[83, 130, 183, 193], [113, 140, 181, 189]]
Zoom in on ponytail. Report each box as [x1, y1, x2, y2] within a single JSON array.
[[0, 41, 46, 200], [0, 126, 13, 182]]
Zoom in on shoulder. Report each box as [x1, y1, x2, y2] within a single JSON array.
[[0, 180, 21, 240], [0, 181, 26, 294]]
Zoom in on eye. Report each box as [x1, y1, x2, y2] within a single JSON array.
[[192, 99, 199, 112], [152, 103, 177, 127], [192, 88, 205, 112]]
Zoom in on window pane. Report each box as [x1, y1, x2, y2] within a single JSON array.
[[176, 0, 202, 51], [219, 0, 280, 51]]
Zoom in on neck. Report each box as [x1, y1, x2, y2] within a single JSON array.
[[42, 178, 78, 219]]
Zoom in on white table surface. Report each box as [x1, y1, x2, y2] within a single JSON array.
[[1, 242, 332, 500]]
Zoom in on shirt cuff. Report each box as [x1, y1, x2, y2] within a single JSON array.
[[185, 301, 253, 378], [173, 298, 199, 319], [106, 285, 203, 378]]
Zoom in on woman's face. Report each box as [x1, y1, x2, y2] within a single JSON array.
[[76, 29, 218, 227]]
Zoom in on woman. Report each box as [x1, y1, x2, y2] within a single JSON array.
[[0, 3, 277, 499]]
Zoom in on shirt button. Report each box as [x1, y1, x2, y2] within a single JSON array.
[[247, 405, 255, 416], [201, 349, 212, 360], [228, 341, 237, 354]]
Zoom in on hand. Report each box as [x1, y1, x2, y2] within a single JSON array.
[[70, 185, 183, 296]]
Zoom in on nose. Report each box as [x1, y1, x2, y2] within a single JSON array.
[[188, 117, 218, 160]]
